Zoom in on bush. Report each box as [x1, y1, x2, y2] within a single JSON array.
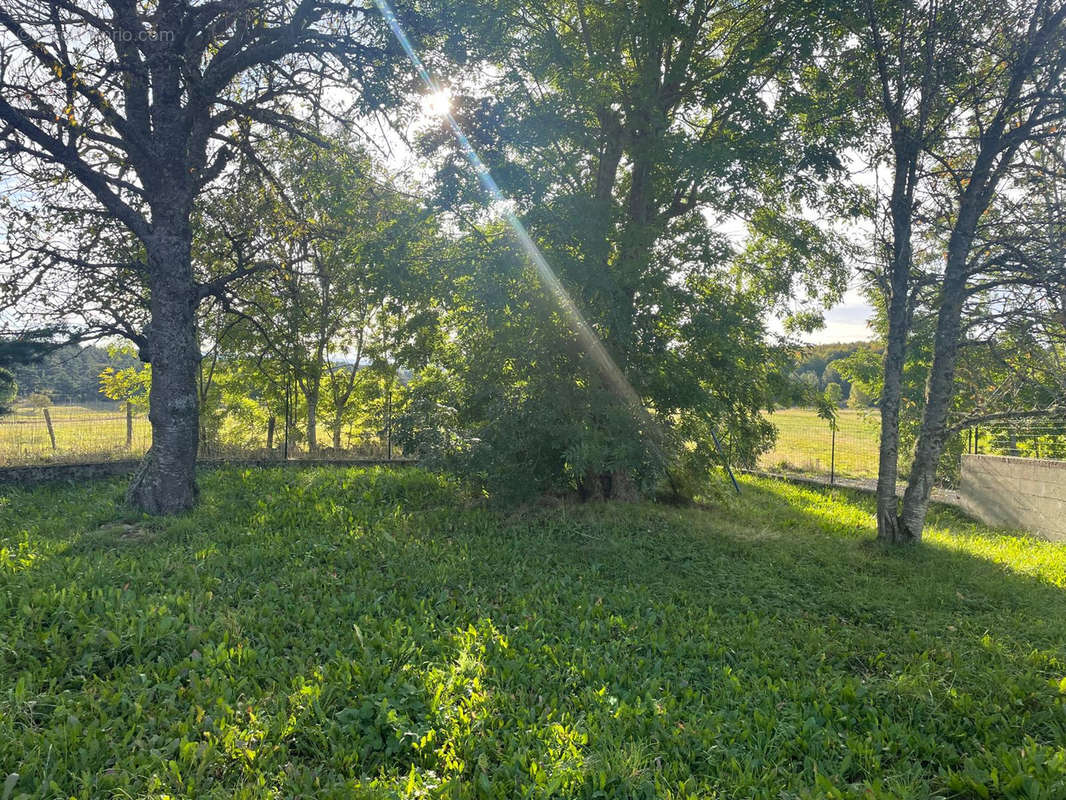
[[24, 391, 52, 408], [0, 367, 17, 414]]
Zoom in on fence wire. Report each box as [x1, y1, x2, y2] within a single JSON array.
[[0, 400, 151, 465], [0, 398, 398, 466], [3, 400, 1064, 475], [965, 421, 1066, 461], [758, 409, 1066, 488]]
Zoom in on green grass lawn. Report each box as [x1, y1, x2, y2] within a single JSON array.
[[2, 467, 1066, 799]]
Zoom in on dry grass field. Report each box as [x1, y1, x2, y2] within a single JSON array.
[[0, 403, 151, 465], [758, 407, 882, 480]]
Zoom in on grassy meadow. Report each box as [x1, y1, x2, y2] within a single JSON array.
[[759, 407, 882, 480], [0, 404, 151, 466], [3, 466, 1066, 798], [0, 403, 396, 466]]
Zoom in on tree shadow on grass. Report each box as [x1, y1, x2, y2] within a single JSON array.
[[3, 469, 1066, 798]]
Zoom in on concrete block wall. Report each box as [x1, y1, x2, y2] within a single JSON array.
[[959, 454, 1066, 541]]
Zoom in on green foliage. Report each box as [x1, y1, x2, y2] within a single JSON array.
[[0, 329, 62, 370], [786, 342, 882, 406], [393, 219, 786, 502], [406, 0, 855, 500], [847, 384, 874, 410], [816, 390, 839, 431], [3, 467, 1066, 798], [824, 382, 844, 408], [0, 368, 16, 414], [98, 347, 151, 410], [213, 134, 444, 454]]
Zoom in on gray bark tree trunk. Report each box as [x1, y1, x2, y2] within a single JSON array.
[[873, 0, 1066, 539], [876, 280, 910, 542], [306, 386, 319, 452], [899, 273, 967, 537], [126, 223, 200, 513], [876, 140, 919, 544], [899, 208, 982, 536]]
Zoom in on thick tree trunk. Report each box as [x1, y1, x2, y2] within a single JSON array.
[[578, 468, 639, 502], [126, 229, 199, 514], [332, 421, 342, 450]]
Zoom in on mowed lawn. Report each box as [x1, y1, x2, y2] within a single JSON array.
[[760, 408, 882, 480], [2, 468, 1066, 799]]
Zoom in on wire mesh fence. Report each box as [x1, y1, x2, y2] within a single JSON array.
[[3, 398, 1064, 476], [965, 420, 1066, 461], [757, 408, 881, 483], [0, 400, 151, 465], [757, 408, 1066, 488], [0, 397, 401, 466]]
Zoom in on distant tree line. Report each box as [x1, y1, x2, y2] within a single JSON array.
[[9, 345, 140, 404], [788, 342, 882, 409]]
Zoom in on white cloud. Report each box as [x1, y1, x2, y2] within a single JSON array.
[[768, 286, 877, 345]]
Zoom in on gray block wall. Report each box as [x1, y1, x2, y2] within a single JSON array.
[[959, 454, 1066, 541]]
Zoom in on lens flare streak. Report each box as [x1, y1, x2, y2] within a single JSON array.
[[373, 0, 648, 419]]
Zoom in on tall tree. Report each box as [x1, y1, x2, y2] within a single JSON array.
[[855, 0, 963, 543], [0, 1, 394, 512], [416, 0, 853, 498], [846, 0, 1066, 541], [897, 0, 1066, 539]]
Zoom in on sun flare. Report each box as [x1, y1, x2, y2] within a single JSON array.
[[422, 88, 452, 117]]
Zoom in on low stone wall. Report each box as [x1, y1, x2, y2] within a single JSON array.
[[959, 454, 1066, 541], [0, 458, 417, 488]]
